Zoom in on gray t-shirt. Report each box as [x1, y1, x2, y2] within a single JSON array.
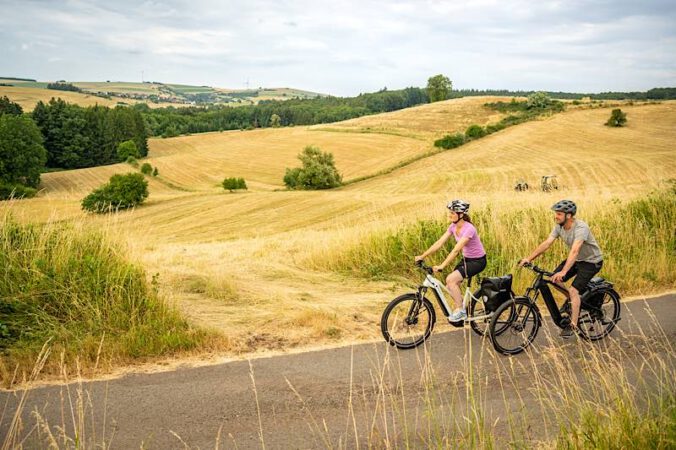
[[549, 219, 603, 263]]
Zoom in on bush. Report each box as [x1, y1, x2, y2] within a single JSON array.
[[270, 113, 281, 127], [152, 167, 159, 177], [605, 109, 627, 127], [222, 177, 247, 191], [465, 124, 486, 140], [81, 173, 149, 213], [485, 123, 506, 134], [283, 146, 342, 190], [126, 156, 138, 167], [117, 140, 140, 162], [140, 162, 153, 175], [526, 91, 552, 109], [434, 133, 465, 149], [0, 182, 37, 200]]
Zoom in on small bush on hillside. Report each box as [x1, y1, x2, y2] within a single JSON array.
[[223, 177, 247, 191], [161, 125, 180, 138], [283, 146, 342, 190], [81, 173, 149, 213], [485, 123, 506, 134], [117, 140, 140, 162], [605, 109, 627, 127], [152, 167, 159, 177], [526, 91, 552, 109], [270, 113, 281, 127], [465, 124, 486, 140], [140, 162, 153, 175], [126, 156, 138, 167], [434, 133, 465, 149]]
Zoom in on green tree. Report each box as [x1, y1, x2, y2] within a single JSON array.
[[140, 162, 153, 175], [605, 109, 627, 127], [0, 96, 23, 116], [0, 114, 47, 198], [117, 140, 140, 161], [222, 177, 247, 192], [426, 74, 452, 103], [269, 113, 281, 127], [283, 146, 342, 190], [81, 173, 149, 213], [526, 92, 552, 109]]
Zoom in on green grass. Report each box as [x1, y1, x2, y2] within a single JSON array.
[[311, 187, 676, 295], [0, 215, 217, 385]]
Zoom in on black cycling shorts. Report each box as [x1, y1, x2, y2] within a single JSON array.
[[453, 255, 487, 280], [554, 259, 603, 293]]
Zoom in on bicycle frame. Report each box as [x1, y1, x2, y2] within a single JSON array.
[[418, 273, 493, 323], [524, 273, 570, 327]]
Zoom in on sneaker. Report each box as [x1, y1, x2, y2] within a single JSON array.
[[449, 309, 467, 322], [560, 325, 575, 339]]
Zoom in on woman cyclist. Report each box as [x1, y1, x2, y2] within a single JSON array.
[[415, 200, 487, 322]]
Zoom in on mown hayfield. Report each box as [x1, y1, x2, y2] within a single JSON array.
[[5, 97, 676, 364], [0, 86, 132, 110]]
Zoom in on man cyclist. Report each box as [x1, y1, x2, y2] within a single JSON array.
[[415, 199, 487, 322], [519, 200, 604, 338]]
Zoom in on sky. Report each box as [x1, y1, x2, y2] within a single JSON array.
[[1, 0, 675, 96]]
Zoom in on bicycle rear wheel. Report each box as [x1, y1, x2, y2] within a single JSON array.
[[381, 293, 436, 349], [578, 289, 621, 341], [489, 297, 541, 355]]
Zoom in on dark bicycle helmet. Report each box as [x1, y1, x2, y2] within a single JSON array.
[[551, 199, 577, 215], [447, 199, 470, 213]]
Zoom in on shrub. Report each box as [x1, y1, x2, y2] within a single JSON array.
[[222, 177, 247, 192], [81, 173, 149, 213], [283, 146, 342, 190], [434, 133, 465, 149], [140, 162, 153, 175], [485, 123, 506, 134], [465, 124, 486, 140], [270, 113, 281, 127], [605, 109, 627, 127], [152, 167, 159, 177], [126, 156, 138, 167], [0, 182, 37, 200], [117, 140, 140, 162], [526, 91, 552, 109]]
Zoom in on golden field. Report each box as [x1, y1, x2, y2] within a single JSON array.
[[6, 96, 676, 357]]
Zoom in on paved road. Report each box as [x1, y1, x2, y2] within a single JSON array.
[[1, 294, 674, 449]]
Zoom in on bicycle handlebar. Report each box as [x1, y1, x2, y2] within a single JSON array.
[[521, 261, 554, 277], [415, 260, 435, 275]]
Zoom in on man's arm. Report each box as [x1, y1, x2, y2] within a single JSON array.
[[519, 236, 556, 266]]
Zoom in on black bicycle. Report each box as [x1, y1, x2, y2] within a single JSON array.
[[488, 262, 621, 355]]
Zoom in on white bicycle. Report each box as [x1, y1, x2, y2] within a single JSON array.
[[381, 261, 513, 349]]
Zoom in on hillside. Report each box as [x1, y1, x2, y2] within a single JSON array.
[[0, 78, 324, 110], [5, 97, 675, 354]]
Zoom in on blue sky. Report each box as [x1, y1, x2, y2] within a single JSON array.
[[1, 0, 675, 96]]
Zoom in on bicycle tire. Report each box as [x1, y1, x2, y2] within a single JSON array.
[[381, 293, 436, 349], [578, 289, 621, 341], [489, 297, 541, 355]]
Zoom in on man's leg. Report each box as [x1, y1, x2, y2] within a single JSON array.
[[570, 261, 603, 328], [446, 271, 465, 311], [569, 286, 582, 327]]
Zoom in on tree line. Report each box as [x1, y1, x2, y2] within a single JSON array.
[[139, 86, 430, 137]]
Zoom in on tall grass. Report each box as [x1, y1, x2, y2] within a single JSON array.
[[0, 213, 217, 386], [308, 188, 676, 295]]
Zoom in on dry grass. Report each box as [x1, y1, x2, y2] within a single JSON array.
[[4, 97, 676, 365], [0, 86, 140, 111]]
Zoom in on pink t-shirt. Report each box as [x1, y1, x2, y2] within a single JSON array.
[[447, 222, 486, 259]]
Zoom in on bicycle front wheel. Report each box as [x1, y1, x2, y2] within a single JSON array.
[[381, 293, 436, 349], [489, 297, 541, 355]]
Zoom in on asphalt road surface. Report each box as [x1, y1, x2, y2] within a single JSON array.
[[1, 293, 674, 449]]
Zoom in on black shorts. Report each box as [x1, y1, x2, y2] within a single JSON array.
[[453, 255, 487, 280], [554, 259, 603, 293]]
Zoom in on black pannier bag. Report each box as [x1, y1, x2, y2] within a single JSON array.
[[583, 277, 613, 309], [480, 274, 513, 311]]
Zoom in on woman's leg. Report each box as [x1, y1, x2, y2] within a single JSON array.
[[445, 270, 465, 311]]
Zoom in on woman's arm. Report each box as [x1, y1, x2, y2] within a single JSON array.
[[416, 232, 451, 261], [436, 237, 470, 271]]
